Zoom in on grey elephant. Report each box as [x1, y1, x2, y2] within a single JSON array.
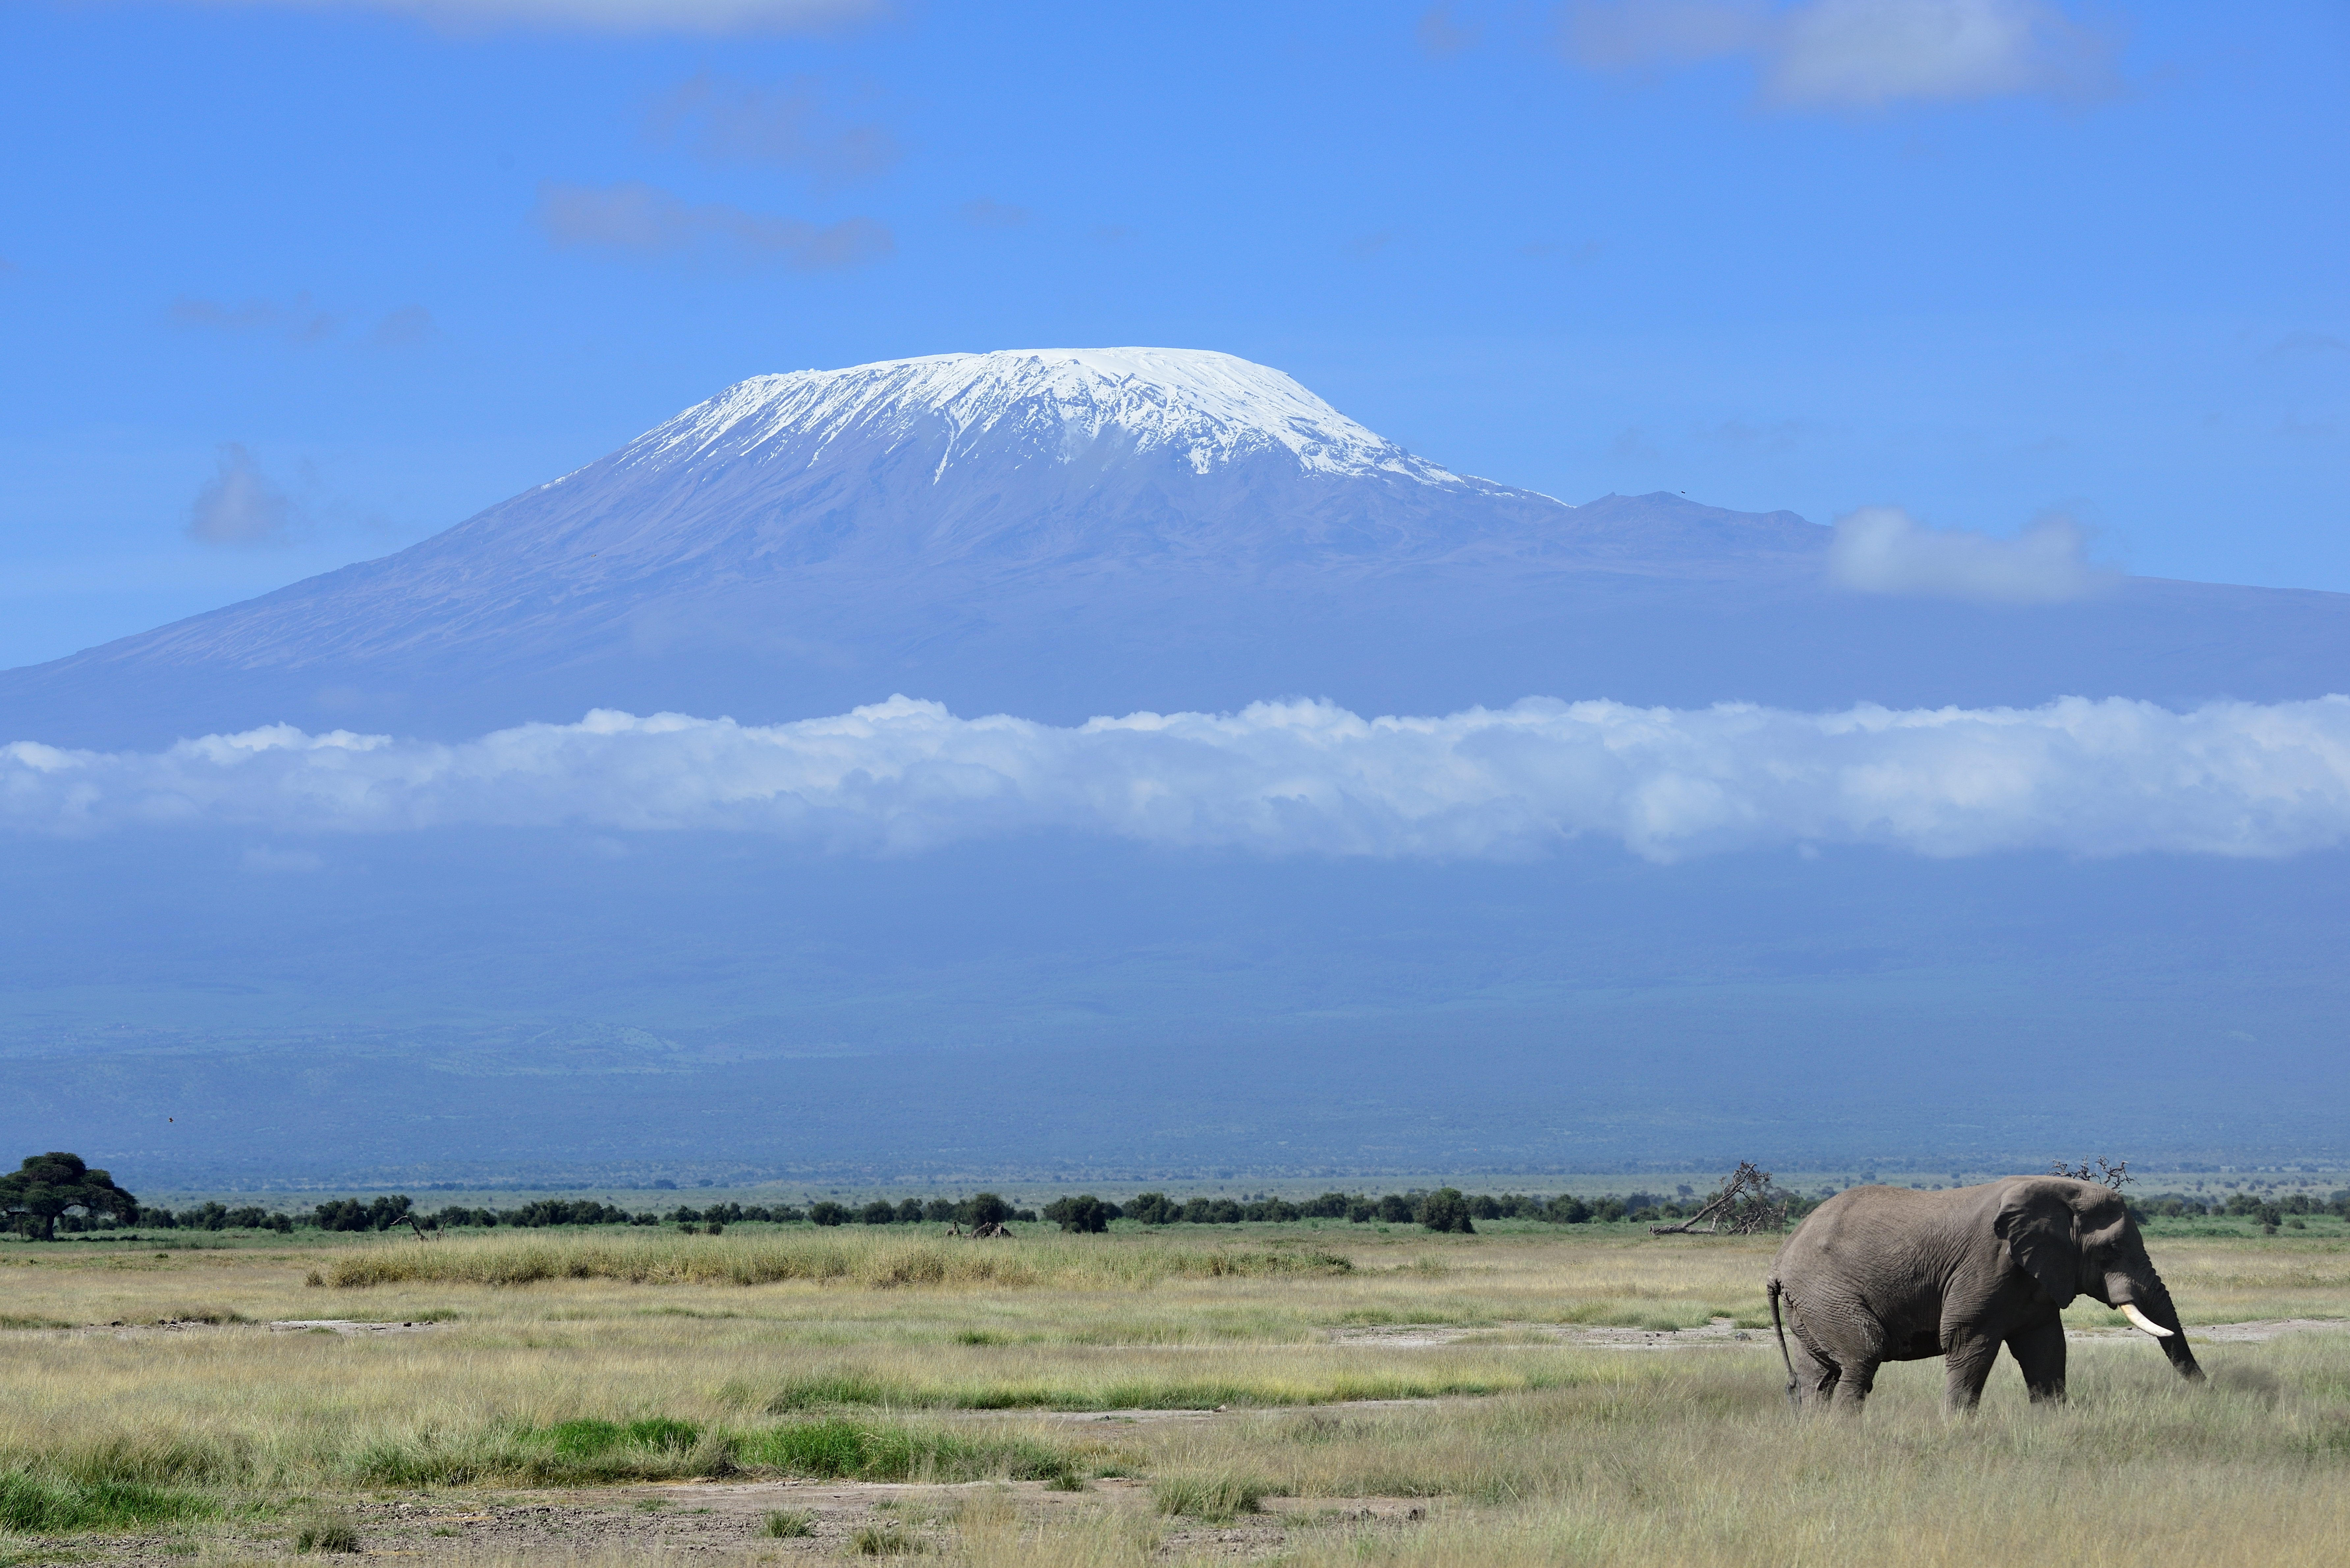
[[1767, 1176, 2203, 1413]]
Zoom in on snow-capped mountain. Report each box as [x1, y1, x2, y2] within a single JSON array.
[[1, 347, 2345, 748], [648, 348, 1467, 485]]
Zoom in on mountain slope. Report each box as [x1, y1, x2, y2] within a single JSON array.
[[2, 347, 2345, 751]]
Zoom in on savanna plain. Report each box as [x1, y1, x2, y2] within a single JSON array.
[[4, 1218, 2347, 1567]]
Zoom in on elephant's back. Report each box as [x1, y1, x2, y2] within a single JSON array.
[[1770, 1185, 1932, 1280]]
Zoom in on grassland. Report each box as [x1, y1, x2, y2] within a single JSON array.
[[1, 1220, 2345, 1565]]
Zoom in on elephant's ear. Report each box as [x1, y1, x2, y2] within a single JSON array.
[[1995, 1184, 2080, 1308]]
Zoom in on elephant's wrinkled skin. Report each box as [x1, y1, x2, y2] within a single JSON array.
[[1767, 1176, 2203, 1413]]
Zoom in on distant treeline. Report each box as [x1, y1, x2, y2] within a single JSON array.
[[2140, 1190, 2350, 1230], [48, 1184, 2346, 1239], [1046, 1188, 1805, 1233]]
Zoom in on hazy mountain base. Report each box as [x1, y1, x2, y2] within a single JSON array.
[[4, 830, 2342, 1187]]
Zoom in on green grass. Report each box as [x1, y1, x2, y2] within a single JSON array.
[[0, 1470, 215, 1534], [735, 1418, 1077, 1485]]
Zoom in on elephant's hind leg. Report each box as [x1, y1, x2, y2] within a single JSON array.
[[2004, 1315, 2067, 1404], [1783, 1328, 1842, 1410], [1828, 1356, 1880, 1414]]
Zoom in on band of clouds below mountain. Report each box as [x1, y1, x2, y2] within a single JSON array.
[[9, 694, 2350, 862]]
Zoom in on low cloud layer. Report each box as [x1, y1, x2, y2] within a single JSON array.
[[1564, 0, 2117, 109], [537, 181, 892, 269], [1828, 506, 2114, 604], [10, 694, 2350, 863]]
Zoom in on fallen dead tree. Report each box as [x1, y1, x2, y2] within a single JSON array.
[[1649, 1163, 1791, 1236]]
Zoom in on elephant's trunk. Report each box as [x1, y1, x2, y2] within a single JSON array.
[[2113, 1276, 2203, 1383]]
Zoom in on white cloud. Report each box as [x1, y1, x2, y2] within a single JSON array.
[[187, 1, 883, 34], [536, 181, 892, 269], [1827, 506, 2114, 603], [1564, 0, 2117, 109], [186, 444, 310, 547], [10, 693, 2350, 864]]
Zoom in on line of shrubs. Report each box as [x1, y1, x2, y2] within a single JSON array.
[[1040, 1187, 1811, 1234], [118, 1181, 2350, 1242], [2136, 1190, 2350, 1229]]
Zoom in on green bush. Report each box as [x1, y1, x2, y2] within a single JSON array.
[[960, 1194, 1011, 1229], [1417, 1188, 1475, 1234], [921, 1198, 957, 1223], [1124, 1192, 1176, 1225], [895, 1198, 926, 1223], [808, 1201, 850, 1227], [860, 1201, 897, 1225], [1042, 1195, 1110, 1233], [1375, 1195, 1414, 1224]]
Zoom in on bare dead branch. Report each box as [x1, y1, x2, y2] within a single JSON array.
[[2049, 1157, 2131, 1191], [1650, 1162, 1791, 1236]]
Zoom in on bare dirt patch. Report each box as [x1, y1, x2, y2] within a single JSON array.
[[9, 1478, 1433, 1565]]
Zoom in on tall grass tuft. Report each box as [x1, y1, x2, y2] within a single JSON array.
[[292, 1511, 361, 1553], [761, 1507, 814, 1538], [1151, 1474, 1274, 1521]]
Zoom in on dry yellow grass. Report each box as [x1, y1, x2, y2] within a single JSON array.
[[0, 1224, 2343, 1565]]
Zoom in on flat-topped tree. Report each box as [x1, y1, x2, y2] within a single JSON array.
[[0, 1152, 138, 1241]]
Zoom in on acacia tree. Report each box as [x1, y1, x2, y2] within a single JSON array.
[[0, 1152, 139, 1241]]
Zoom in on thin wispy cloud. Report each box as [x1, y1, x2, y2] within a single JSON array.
[[646, 73, 901, 183], [186, 444, 309, 548], [1417, 2, 1482, 57], [2264, 330, 2349, 361], [535, 181, 893, 269], [1828, 505, 2115, 603], [956, 198, 1033, 228], [11, 693, 2350, 864], [171, 292, 339, 343], [1563, 0, 2120, 109], [371, 304, 436, 347], [183, 1, 886, 35]]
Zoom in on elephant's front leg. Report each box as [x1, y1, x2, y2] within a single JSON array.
[[2004, 1314, 2067, 1404], [1942, 1331, 2003, 1414]]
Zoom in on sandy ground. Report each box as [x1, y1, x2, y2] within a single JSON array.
[[20, 1477, 1432, 1565], [1325, 1316, 2350, 1350]]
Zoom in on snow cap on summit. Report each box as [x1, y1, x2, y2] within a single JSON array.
[[626, 347, 1469, 486]]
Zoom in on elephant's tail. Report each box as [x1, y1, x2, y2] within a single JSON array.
[[1768, 1277, 1798, 1412]]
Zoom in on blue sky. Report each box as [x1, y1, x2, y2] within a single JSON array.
[[2, 0, 2343, 671]]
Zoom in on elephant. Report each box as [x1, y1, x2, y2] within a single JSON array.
[[1767, 1176, 2203, 1413]]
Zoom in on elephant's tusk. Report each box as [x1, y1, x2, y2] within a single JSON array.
[[2119, 1302, 2174, 1338]]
